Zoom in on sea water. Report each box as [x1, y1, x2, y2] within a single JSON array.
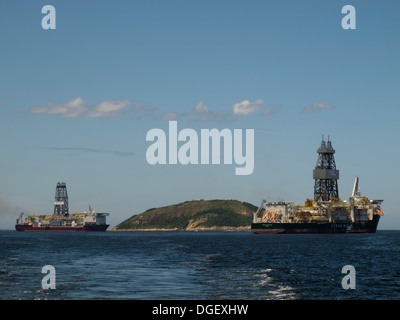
[[1, 230, 400, 300]]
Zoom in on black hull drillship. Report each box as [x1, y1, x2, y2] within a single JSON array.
[[251, 137, 384, 234]]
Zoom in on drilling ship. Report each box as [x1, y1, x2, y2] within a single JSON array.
[[15, 182, 109, 232], [251, 137, 384, 234]]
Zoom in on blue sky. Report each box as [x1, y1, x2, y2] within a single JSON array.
[[0, 0, 399, 229]]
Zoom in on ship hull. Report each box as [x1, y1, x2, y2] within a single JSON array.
[[15, 224, 109, 232], [251, 215, 380, 234]]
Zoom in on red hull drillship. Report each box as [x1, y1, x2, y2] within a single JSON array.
[[15, 211, 110, 232], [15, 182, 110, 232]]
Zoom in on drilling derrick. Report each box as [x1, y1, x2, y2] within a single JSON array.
[[313, 136, 339, 201], [53, 182, 69, 216]]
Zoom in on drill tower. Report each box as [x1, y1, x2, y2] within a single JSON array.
[[53, 182, 69, 216], [313, 136, 339, 201]]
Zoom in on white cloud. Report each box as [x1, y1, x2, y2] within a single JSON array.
[[30, 97, 87, 118], [31, 97, 283, 121], [193, 101, 208, 114], [30, 97, 132, 118], [87, 100, 131, 118], [158, 99, 267, 122], [159, 101, 214, 121], [189, 101, 214, 121], [302, 102, 334, 113], [158, 112, 178, 121], [232, 99, 264, 116]]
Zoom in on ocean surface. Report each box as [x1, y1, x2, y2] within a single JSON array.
[[1, 230, 400, 300]]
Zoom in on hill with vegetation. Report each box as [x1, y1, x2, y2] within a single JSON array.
[[113, 199, 257, 231]]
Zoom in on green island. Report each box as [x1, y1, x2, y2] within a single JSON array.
[[112, 199, 257, 231]]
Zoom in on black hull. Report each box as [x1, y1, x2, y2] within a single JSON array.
[[251, 215, 380, 234]]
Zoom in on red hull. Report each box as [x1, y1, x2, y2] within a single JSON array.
[[15, 224, 109, 232]]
